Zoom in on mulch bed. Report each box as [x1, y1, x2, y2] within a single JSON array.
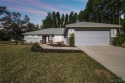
[[41, 49, 83, 53], [48, 44, 75, 47], [31, 43, 82, 53]]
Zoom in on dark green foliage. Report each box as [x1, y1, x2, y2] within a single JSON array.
[[56, 12, 61, 28], [78, 10, 85, 22], [42, 0, 125, 31], [60, 14, 65, 27], [123, 15, 125, 32], [31, 43, 43, 52], [69, 33, 75, 46], [42, 11, 79, 28], [0, 6, 35, 44], [65, 14, 69, 25], [83, 0, 124, 24], [113, 34, 125, 46], [0, 29, 11, 41]]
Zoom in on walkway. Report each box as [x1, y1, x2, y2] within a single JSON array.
[[40, 44, 79, 50]]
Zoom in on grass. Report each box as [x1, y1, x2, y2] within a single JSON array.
[[0, 41, 24, 45], [0, 45, 124, 83]]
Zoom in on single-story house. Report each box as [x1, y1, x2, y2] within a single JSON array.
[[23, 22, 121, 46]]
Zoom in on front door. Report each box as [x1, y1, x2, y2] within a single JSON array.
[[42, 36, 46, 44], [46, 36, 50, 44]]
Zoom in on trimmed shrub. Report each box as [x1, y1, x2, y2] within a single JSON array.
[[57, 41, 64, 46], [69, 33, 75, 46], [113, 34, 124, 46], [31, 43, 43, 52]]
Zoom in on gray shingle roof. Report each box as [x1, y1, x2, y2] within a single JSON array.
[[66, 22, 121, 28], [22, 28, 65, 35]]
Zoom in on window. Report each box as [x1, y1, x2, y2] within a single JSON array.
[[111, 29, 117, 37], [34, 35, 38, 38], [55, 36, 62, 42], [113, 30, 116, 34], [29, 35, 32, 38]]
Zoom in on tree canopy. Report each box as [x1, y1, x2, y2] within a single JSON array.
[[42, 0, 125, 32], [0, 6, 39, 42], [42, 11, 78, 28]]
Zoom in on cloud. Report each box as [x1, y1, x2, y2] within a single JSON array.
[[9, 6, 47, 15], [58, 5, 81, 13], [76, 0, 88, 3], [24, 0, 61, 12], [0, 0, 85, 24], [5, 0, 71, 14]]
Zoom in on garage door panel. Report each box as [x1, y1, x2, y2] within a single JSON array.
[[75, 31, 109, 46]]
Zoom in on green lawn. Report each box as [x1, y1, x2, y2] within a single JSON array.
[[0, 41, 24, 45], [0, 45, 123, 83]]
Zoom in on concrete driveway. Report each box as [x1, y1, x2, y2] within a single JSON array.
[[78, 46, 125, 80]]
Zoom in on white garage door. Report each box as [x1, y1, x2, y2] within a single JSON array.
[[75, 31, 110, 46]]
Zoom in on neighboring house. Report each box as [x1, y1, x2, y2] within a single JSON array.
[[23, 22, 121, 46]]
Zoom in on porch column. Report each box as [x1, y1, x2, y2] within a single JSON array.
[[49, 35, 52, 44], [40, 35, 42, 43], [46, 36, 48, 43]]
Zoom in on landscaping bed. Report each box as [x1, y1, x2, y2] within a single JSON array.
[[31, 43, 82, 53], [48, 44, 75, 47], [38, 49, 83, 53]]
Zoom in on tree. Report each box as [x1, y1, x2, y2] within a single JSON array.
[[27, 23, 36, 31], [0, 6, 33, 43], [56, 12, 61, 28], [42, 12, 53, 28], [52, 12, 57, 28], [23, 15, 30, 26], [0, 6, 11, 27], [69, 33, 75, 46], [73, 13, 77, 23], [60, 14, 65, 28], [121, 0, 125, 32], [11, 12, 22, 44], [65, 14, 69, 26], [0, 29, 11, 41], [78, 10, 84, 22], [69, 11, 74, 23], [0, 6, 6, 15]]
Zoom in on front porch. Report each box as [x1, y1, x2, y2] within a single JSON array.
[[42, 35, 53, 44]]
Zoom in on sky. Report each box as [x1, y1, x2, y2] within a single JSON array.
[[0, 0, 88, 25]]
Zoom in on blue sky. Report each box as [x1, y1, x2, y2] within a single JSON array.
[[0, 0, 88, 25]]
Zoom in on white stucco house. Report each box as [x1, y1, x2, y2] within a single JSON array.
[[23, 22, 121, 46]]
